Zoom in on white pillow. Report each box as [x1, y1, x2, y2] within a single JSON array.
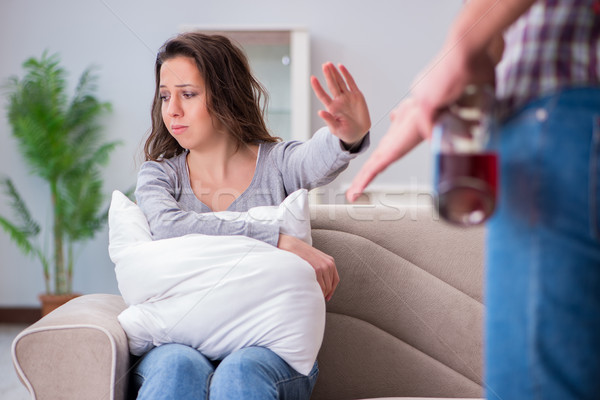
[[108, 189, 324, 376]]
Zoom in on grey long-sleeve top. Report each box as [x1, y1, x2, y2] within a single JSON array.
[[135, 127, 369, 247]]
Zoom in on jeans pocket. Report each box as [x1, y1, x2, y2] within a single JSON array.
[[590, 115, 600, 241]]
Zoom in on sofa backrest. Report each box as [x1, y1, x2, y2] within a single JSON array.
[[309, 204, 485, 400]]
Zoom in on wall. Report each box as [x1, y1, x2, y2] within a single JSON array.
[[0, 0, 461, 306]]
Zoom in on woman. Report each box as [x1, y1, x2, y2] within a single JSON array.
[[132, 32, 371, 399]]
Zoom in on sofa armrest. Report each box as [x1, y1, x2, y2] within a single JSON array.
[[12, 294, 130, 400]]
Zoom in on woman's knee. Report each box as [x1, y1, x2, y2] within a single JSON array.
[[138, 344, 213, 380], [210, 347, 316, 400], [210, 347, 280, 397], [217, 347, 279, 376], [133, 344, 215, 400]]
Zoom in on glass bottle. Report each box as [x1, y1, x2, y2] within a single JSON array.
[[432, 84, 498, 226]]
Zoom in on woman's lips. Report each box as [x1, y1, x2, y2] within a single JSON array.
[[171, 125, 188, 135]]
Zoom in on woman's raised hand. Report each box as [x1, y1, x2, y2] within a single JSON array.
[[311, 62, 371, 146]]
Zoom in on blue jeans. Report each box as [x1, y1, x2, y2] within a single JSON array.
[[486, 87, 600, 400], [131, 344, 319, 400]]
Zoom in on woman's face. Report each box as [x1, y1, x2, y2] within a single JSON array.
[[159, 56, 218, 150]]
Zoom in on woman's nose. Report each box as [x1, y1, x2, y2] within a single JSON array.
[[167, 97, 183, 117]]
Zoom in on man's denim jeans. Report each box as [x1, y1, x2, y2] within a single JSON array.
[[485, 87, 600, 400]]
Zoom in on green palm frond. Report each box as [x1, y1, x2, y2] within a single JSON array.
[[5, 54, 70, 182], [10, 117, 62, 180], [21, 52, 68, 115], [0, 177, 48, 293], [87, 140, 121, 167], [0, 217, 37, 256], [65, 71, 112, 156], [0, 177, 40, 236], [59, 166, 105, 241], [67, 66, 112, 128]]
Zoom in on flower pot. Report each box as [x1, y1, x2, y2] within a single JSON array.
[[38, 293, 81, 317]]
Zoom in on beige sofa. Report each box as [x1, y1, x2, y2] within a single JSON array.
[[12, 204, 485, 400]]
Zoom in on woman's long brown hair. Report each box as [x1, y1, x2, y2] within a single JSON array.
[[144, 32, 279, 161]]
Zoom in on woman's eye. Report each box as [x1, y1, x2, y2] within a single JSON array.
[[159, 94, 170, 102], [182, 92, 196, 99]]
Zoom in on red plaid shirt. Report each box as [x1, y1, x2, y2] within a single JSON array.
[[496, 0, 600, 116]]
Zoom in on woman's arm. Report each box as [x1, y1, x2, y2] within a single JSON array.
[[135, 161, 280, 246], [270, 127, 369, 195], [271, 63, 372, 194]]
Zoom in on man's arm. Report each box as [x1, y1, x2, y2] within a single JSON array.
[[347, 0, 538, 201]]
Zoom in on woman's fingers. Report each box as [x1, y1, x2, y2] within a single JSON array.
[[317, 269, 330, 297], [312, 63, 354, 105], [310, 76, 332, 106], [313, 252, 337, 300], [323, 62, 342, 97], [330, 63, 349, 94], [326, 264, 340, 301], [322, 254, 337, 300], [339, 64, 358, 92], [317, 110, 337, 129]]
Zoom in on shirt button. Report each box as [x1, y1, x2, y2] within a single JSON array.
[[535, 108, 548, 122]]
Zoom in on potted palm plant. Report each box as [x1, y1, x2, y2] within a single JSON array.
[[0, 52, 120, 315]]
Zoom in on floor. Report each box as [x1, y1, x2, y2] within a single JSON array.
[[0, 324, 31, 400]]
